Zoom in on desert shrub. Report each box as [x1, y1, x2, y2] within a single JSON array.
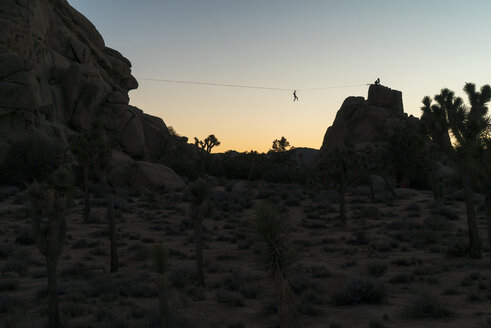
[[332, 277, 386, 305], [404, 292, 453, 319], [390, 257, 420, 267], [71, 239, 99, 249], [60, 262, 91, 279], [0, 135, 63, 186], [0, 243, 15, 259], [14, 226, 35, 245], [365, 261, 388, 278], [186, 285, 206, 301], [329, 323, 343, 328], [389, 273, 414, 284], [61, 301, 86, 318], [0, 280, 19, 292], [36, 284, 67, 299], [298, 288, 325, 316], [309, 265, 332, 278], [169, 267, 197, 288], [1, 258, 28, 275], [368, 320, 387, 328], [432, 206, 460, 221], [0, 295, 22, 313], [445, 238, 468, 258], [355, 206, 381, 219], [115, 276, 158, 298], [405, 202, 421, 212], [128, 243, 150, 261], [215, 289, 245, 307], [422, 216, 451, 231], [347, 231, 369, 245], [220, 269, 261, 299]]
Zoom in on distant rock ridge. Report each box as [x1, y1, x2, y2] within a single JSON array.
[[319, 84, 418, 153], [0, 0, 191, 189]]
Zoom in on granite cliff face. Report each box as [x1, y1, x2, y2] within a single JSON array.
[[0, 0, 188, 189], [319, 84, 418, 152]]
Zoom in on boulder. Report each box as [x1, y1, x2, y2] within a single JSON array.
[[319, 84, 411, 153], [370, 175, 396, 201], [108, 150, 135, 188], [130, 161, 185, 191], [367, 84, 403, 113]]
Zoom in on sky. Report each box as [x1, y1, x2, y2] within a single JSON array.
[[67, 0, 491, 153]]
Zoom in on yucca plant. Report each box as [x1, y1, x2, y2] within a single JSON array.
[[252, 203, 299, 328], [152, 244, 171, 328], [25, 167, 74, 328], [188, 178, 212, 287]]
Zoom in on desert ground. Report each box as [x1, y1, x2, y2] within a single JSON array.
[[1, 181, 490, 328]]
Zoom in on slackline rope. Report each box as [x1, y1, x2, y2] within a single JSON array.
[[137, 77, 368, 92]]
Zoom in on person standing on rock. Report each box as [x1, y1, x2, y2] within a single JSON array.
[[293, 90, 298, 102], [374, 78, 380, 85]]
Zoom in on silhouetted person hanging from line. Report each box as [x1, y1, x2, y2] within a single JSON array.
[[293, 90, 298, 102], [374, 78, 380, 85]]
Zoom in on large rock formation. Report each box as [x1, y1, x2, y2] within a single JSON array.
[[319, 84, 418, 152], [0, 0, 189, 189]]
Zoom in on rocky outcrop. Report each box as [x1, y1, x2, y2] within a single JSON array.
[[319, 84, 418, 152], [0, 0, 189, 187]]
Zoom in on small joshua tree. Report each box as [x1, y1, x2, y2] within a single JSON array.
[[87, 119, 118, 272], [252, 203, 299, 328], [188, 178, 212, 287], [69, 131, 92, 223], [194, 134, 221, 174], [194, 134, 221, 154], [317, 146, 366, 223], [26, 167, 74, 328], [152, 244, 171, 328]]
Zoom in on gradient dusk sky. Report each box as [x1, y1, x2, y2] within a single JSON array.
[[67, 0, 491, 153]]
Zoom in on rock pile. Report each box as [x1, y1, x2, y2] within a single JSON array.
[[0, 0, 188, 189], [319, 84, 418, 152]]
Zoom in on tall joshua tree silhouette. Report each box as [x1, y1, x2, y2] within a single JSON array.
[[69, 130, 92, 223], [194, 134, 220, 173], [76, 119, 118, 271], [26, 167, 74, 328], [421, 83, 491, 259], [152, 244, 171, 328], [188, 178, 212, 287], [317, 146, 366, 223]]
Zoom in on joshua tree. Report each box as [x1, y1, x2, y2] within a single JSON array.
[[473, 139, 491, 255], [194, 134, 221, 173], [194, 134, 220, 154], [88, 119, 118, 272], [188, 178, 212, 287], [317, 147, 366, 223], [152, 244, 171, 328], [25, 167, 74, 328], [68, 131, 92, 223], [252, 203, 299, 328], [421, 83, 491, 259]]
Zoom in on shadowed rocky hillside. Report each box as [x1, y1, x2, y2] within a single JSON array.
[[0, 0, 192, 190]]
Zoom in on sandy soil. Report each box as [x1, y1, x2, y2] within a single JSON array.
[[1, 181, 490, 328]]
